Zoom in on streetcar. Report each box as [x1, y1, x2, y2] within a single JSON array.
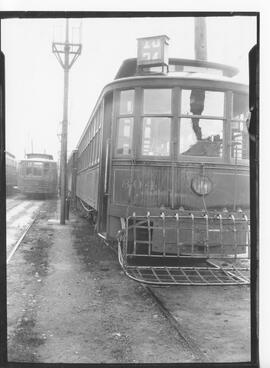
[[68, 35, 250, 285], [6, 151, 17, 193], [18, 153, 58, 197]]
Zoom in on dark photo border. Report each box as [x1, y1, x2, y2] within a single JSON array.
[[0, 11, 259, 368]]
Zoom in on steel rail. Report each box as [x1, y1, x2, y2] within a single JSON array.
[[145, 285, 211, 362], [6, 196, 24, 212], [6, 202, 21, 212], [7, 215, 38, 264]]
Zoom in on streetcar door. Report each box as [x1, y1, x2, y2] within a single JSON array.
[[97, 92, 113, 237]]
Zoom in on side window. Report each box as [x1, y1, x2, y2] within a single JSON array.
[[233, 93, 249, 120], [116, 118, 134, 155], [77, 103, 103, 169], [120, 90, 134, 115], [231, 93, 249, 160], [116, 90, 134, 156]]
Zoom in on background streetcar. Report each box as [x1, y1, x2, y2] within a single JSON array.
[[67, 35, 250, 285], [18, 153, 58, 197]]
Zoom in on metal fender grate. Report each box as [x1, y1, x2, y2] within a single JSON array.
[[118, 245, 250, 286]]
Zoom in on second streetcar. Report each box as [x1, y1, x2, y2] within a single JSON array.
[[18, 153, 58, 197]]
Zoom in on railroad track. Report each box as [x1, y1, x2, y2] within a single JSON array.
[[6, 196, 24, 211], [145, 285, 210, 362], [7, 200, 23, 212], [7, 215, 38, 264], [6, 198, 44, 264], [103, 238, 211, 362]]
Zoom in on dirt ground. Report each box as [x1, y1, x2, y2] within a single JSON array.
[[7, 199, 251, 364]]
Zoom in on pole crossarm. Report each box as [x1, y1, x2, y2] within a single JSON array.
[[52, 42, 82, 70]]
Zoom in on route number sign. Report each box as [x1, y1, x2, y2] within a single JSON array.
[[137, 35, 169, 67]]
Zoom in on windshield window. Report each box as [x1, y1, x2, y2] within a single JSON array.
[[142, 117, 171, 156], [116, 118, 134, 155], [25, 162, 43, 176], [143, 89, 171, 114], [180, 118, 223, 157], [181, 89, 224, 117]]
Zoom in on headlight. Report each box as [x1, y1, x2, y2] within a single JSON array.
[[191, 175, 212, 196]]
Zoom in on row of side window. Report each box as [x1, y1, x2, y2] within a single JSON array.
[[78, 103, 103, 171]]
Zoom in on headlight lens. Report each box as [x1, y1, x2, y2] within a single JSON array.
[[191, 175, 212, 196]]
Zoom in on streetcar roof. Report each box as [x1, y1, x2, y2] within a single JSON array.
[[114, 58, 239, 79], [113, 57, 248, 87], [19, 158, 57, 163], [113, 72, 248, 87], [26, 153, 54, 160]]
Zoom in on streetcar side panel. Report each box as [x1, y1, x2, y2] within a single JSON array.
[[75, 97, 105, 215], [67, 150, 78, 206], [110, 164, 249, 212]]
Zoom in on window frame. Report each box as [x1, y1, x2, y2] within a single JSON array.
[[141, 116, 172, 158], [139, 87, 173, 159], [114, 89, 135, 158], [178, 87, 227, 162], [112, 84, 249, 164], [77, 102, 103, 173], [229, 91, 250, 164]]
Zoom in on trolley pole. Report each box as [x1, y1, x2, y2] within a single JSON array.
[[52, 19, 82, 224], [194, 17, 207, 61]]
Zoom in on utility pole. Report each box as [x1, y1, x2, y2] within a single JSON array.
[[194, 17, 207, 61], [52, 19, 82, 224]]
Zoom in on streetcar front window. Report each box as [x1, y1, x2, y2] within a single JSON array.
[[143, 89, 171, 114], [181, 89, 224, 117], [44, 162, 50, 174], [26, 162, 32, 175], [142, 117, 171, 156], [179, 88, 224, 158], [116, 118, 134, 155], [24, 161, 43, 176], [179, 118, 223, 157], [32, 162, 43, 176]]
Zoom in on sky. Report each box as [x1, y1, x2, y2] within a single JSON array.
[[1, 15, 257, 162]]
